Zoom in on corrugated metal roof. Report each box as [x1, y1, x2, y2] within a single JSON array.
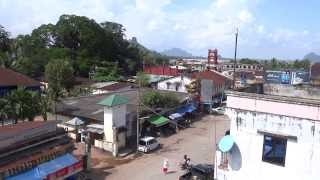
[[0, 67, 41, 87]]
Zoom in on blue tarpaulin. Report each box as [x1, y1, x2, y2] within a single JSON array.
[[175, 104, 197, 115], [6, 168, 42, 180], [6, 153, 78, 180], [169, 113, 183, 120]]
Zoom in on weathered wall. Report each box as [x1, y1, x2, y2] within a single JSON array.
[[157, 76, 191, 93], [216, 94, 320, 180], [264, 84, 320, 100]]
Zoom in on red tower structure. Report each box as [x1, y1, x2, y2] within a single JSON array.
[[208, 49, 218, 65]]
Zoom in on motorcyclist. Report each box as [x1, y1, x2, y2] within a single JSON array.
[[181, 155, 190, 169]]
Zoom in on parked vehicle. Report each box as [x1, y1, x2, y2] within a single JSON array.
[[138, 136, 160, 153], [179, 164, 214, 180], [211, 107, 225, 115]]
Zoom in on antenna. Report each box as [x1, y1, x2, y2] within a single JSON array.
[[233, 28, 239, 89]]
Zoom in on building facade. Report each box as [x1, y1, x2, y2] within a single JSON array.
[[216, 91, 320, 180], [156, 75, 192, 93]]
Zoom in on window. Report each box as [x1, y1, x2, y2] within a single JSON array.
[[218, 152, 229, 170], [139, 140, 146, 146], [262, 135, 287, 166]]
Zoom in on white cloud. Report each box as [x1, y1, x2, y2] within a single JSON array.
[[0, 0, 317, 59]]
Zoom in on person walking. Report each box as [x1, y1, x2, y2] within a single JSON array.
[[162, 159, 169, 174]]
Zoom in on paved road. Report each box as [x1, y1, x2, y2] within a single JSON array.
[[86, 114, 230, 180]]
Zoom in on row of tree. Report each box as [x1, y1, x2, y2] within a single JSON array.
[[0, 88, 50, 125], [0, 15, 168, 80], [142, 91, 180, 109], [239, 58, 311, 71]]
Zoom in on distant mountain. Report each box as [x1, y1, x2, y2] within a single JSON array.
[[303, 52, 320, 62], [161, 48, 193, 58]]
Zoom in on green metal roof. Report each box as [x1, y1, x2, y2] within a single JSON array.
[[148, 115, 169, 127], [97, 94, 129, 107]]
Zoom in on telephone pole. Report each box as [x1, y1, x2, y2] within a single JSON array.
[[233, 28, 239, 89], [136, 77, 141, 152]]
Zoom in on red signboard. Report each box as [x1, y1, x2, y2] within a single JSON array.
[[46, 159, 83, 180]]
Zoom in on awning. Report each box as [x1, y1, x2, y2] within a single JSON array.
[[86, 124, 104, 134], [148, 115, 169, 127], [6, 168, 41, 180], [175, 104, 197, 115], [65, 117, 84, 126], [6, 153, 79, 180], [169, 113, 183, 120], [218, 135, 234, 152], [37, 153, 78, 177]]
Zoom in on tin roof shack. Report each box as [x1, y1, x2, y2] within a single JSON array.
[[215, 91, 320, 180], [90, 82, 132, 95], [0, 67, 41, 96], [0, 121, 82, 179]]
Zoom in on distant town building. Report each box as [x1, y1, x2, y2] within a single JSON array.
[[90, 82, 132, 95], [0, 67, 41, 96], [265, 70, 310, 85], [310, 63, 320, 86], [193, 70, 232, 106], [216, 91, 320, 180], [143, 65, 181, 76], [156, 75, 192, 93]]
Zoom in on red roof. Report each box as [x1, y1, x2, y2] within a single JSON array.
[[0, 67, 41, 87], [144, 66, 179, 76], [311, 63, 320, 80], [193, 70, 231, 85]]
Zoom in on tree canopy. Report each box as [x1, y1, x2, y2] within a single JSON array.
[[0, 14, 168, 79], [142, 91, 179, 109]]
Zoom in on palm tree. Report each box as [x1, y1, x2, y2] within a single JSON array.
[[39, 94, 51, 121], [0, 98, 8, 125]]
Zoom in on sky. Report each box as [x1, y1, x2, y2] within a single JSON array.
[[1, 0, 320, 60]]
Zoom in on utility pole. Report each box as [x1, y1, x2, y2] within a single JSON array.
[[233, 28, 239, 89], [136, 77, 141, 152]]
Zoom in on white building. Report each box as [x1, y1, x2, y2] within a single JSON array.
[[90, 82, 131, 95], [157, 75, 192, 93], [97, 95, 128, 156], [216, 91, 320, 180]]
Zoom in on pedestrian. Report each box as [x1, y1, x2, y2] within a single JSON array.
[[162, 159, 169, 174]]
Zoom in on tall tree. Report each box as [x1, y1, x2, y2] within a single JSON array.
[[39, 94, 51, 121], [45, 58, 74, 100], [0, 25, 10, 52]]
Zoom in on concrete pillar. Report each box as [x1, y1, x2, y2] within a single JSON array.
[[112, 127, 118, 157]]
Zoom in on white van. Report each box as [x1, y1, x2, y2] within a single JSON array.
[[138, 136, 160, 153]]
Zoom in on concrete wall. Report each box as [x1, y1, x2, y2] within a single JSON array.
[[103, 104, 127, 154], [157, 76, 191, 93], [112, 105, 127, 128], [104, 107, 114, 143], [264, 84, 320, 100], [94, 139, 113, 152], [216, 94, 320, 180]]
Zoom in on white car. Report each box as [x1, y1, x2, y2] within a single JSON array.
[[138, 136, 160, 153], [211, 107, 225, 115]]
